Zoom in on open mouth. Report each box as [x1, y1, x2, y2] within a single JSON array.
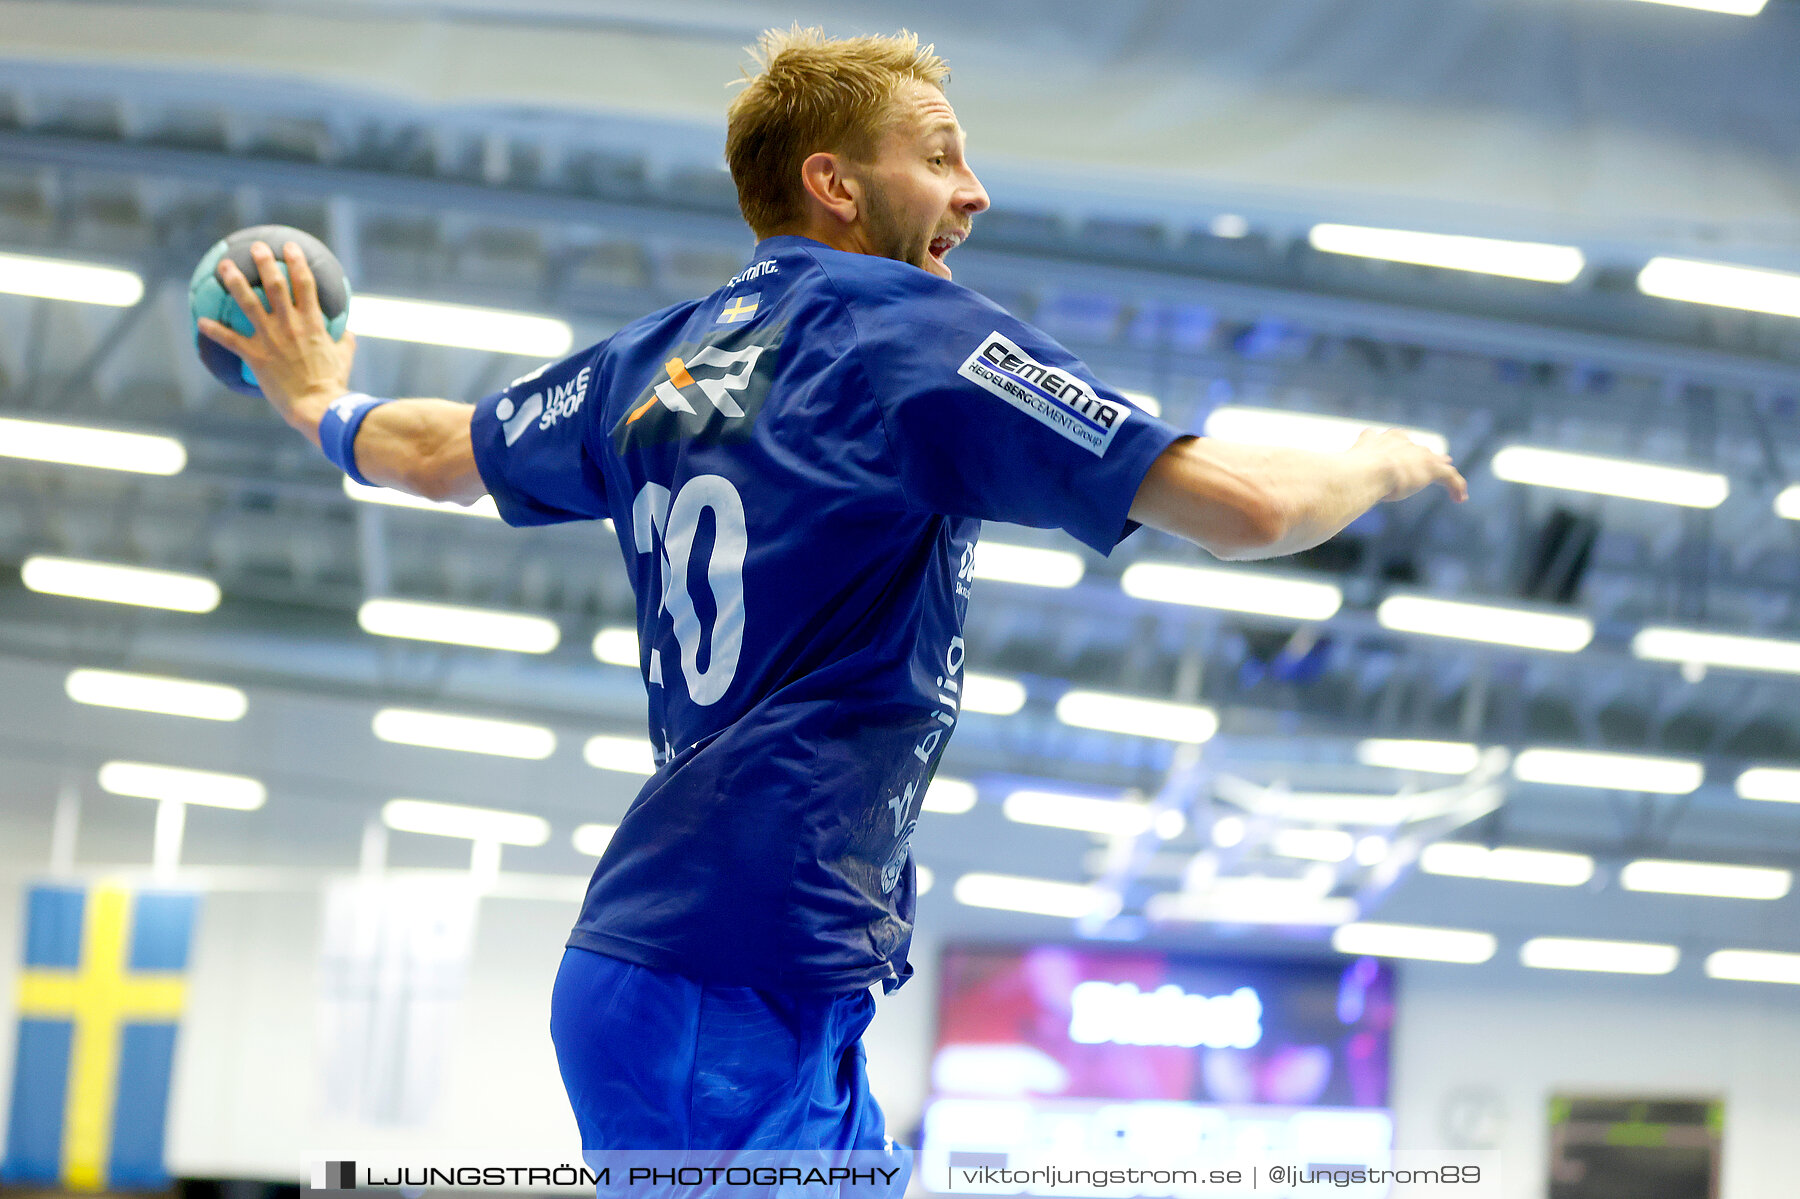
[[928, 229, 967, 263]]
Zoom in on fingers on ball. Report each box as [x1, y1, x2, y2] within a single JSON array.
[[198, 317, 249, 355], [253, 242, 294, 316], [285, 242, 321, 314], [217, 258, 269, 322]]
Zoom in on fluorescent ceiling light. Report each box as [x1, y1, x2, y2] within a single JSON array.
[[1620, 858, 1790, 900], [381, 798, 549, 846], [1356, 739, 1481, 774], [584, 734, 657, 775], [343, 477, 499, 519], [357, 598, 560, 653], [1639, 255, 1796, 316], [1490, 446, 1727, 509], [1632, 627, 1800, 677], [916, 864, 934, 895], [0, 416, 184, 475], [1117, 389, 1161, 417], [1121, 562, 1342, 621], [66, 668, 246, 721], [952, 871, 1112, 919], [22, 555, 220, 614], [1202, 406, 1448, 456], [350, 294, 573, 357], [1737, 767, 1800, 804], [1210, 815, 1246, 848], [1209, 213, 1250, 240], [1055, 691, 1218, 743], [1776, 485, 1800, 522], [972, 542, 1084, 588], [372, 708, 556, 760], [921, 777, 978, 814], [1147, 890, 1356, 926], [1513, 748, 1703, 794], [0, 250, 144, 306], [1521, 937, 1678, 975], [1705, 949, 1800, 985], [572, 822, 617, 856], [99, 761, 265, 810], [1308, 223, 1585, 284], [1271, 827, 1355, 862], [961, 673, 1026, 715], [1239, 790, 1437, 826], [1331, 921, 1497, 964], [591, 626, 639, 666], [1622, 0, 1766, 13], [1376, 595, 1593, 652], [1003, 789, 1152, 837], [1419, 842, 1594, 887]]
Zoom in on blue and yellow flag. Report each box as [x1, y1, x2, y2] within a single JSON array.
[[3, 882, 199, 1191]]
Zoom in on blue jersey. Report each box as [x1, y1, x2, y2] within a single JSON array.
[[470, 236, 1184, 992]]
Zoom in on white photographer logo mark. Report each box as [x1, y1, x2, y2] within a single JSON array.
[[956, 331, 1127, 456]]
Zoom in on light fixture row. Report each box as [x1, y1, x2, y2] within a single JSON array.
[[1305, 221, 1794, 324], [1201, 412, 1740, 511], [33, 547, 1800, 692], [1, 405, 1774, 523], [946, 873, 1800, 984], [1121, 559, 1800, 682], [12, 202, 1788, 331], [65, 667, 657, 772], [7, 234, 1797, 517], [89, 756, 939, 886], [94, 760, 619, 859], [57, 661, 1800, 803], [1420, 842, 1791, 899], [73, 687, 1791, 899], [0, 251, 571, 355], [92, 756, 605, 858], [1329, 924, 1794, 983], [988, 783, 1788, 896], [1622, 0, 1767, 15], [70, 673, 989, 800], [91, 754, 1789, 975]]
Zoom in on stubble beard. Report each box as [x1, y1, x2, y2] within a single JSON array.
[[860, 179, 933, 274]]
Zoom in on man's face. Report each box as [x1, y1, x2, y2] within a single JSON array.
[[851, 80, 990, 281]]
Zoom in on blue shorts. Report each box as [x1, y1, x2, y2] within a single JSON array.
[[549, 947, 909, 1194]]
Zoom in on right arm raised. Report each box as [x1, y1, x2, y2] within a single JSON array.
[[1128, 430, 1468, 561], [198, 238, 485, 505]]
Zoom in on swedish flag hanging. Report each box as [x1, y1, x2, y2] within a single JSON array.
[[3, 882, 200, 1191]]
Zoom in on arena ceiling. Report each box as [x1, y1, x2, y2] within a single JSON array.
[[2, 0, 1799, 968]]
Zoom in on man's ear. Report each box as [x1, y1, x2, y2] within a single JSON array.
[[798, 151, 861, 227]]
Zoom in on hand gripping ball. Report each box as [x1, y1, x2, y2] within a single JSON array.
[[188, 224, 351, 396]]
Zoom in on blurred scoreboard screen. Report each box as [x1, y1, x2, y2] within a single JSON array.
[[921, 944, 1395, 1193], [1549, 1097, 1722, 1199]]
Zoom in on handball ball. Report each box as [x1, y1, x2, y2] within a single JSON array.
[[188, 224, 351, 397]]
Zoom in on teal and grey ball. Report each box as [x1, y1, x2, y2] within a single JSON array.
[[188, 224, 350, 397]]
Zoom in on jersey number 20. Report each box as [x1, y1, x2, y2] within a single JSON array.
[[630, 476, 747, 706]]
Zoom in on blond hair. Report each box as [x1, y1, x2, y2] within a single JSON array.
[[726, 27, 951, 238]]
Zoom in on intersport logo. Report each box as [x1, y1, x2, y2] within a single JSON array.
[[497, 366, 593, 445]]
